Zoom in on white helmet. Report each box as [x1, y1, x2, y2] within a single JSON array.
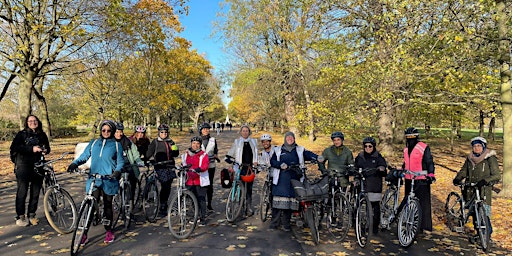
[[471, 136, 487, 146], [260, 134, 272, 141]]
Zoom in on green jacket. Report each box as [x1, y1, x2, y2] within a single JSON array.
[[319, 145, 354, 187], [125, 143, 144, 179], [454, 149, 501, 206]]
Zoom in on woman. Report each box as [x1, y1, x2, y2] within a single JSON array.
[[182, 136, 210, 226], [114, 122, 144, 199], [269, 131, 318, 231], [146, 124, 179, 214], [67, 120, 124, 244], [226, 125, 258, 216], [199, 122, 219, 211], [10, 115, 51, 226], [354, 137, 387, 234], [129, 125, 151, 162], [453, 137, 501, 241]]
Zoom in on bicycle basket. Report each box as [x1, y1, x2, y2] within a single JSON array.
[[291, 175, 329, 201]]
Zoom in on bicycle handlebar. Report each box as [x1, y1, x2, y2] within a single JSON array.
[[35, 151, 74, 168]]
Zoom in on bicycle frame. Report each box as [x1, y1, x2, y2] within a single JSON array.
[[456, 183, 487, 230]]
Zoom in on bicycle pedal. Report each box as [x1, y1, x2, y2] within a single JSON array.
[[101, 218, 111, 226], [455, 226, 464, 233]]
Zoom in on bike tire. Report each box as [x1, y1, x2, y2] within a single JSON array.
[[305, 206, 320, 245], [226, 180, 246, 223], [143, 180, 160, 223], [259, 181, 271, 222], [445, 192, 463, 232], [326, 191, 351, 241], [168, 190, 199, 239], [398, 198, 422, 247], [122, 182, 133, 228], [112, 192, 122, 229], [133, 176, 144, 211], [71, 200, 94, 256], [44, 187, 77, 234], [380, 187, 397, 230], [475, 203, 490, 252], [355, 195, 373, 248]]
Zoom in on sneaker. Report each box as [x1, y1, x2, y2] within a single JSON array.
[[207, 205, 214, 212], [29, 217, 39, 226], [198, 219, 207, 227], [104, 230, 115, 243], [282, 226, 291, 232], [80, 234, 88, 246], [267, 225, 277, 231], [15, 215, 29, 227]]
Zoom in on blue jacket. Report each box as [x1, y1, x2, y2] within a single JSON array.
[[73, 137, 124, 195]]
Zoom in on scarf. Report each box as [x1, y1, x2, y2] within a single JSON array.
[[283, 132, 297, 152], [468, 148, 488, 166]]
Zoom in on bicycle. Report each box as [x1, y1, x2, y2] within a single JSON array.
[[290, 160, 327, 245], [324, 166, 353, 242], [141, 160, 175, 223], [225, 155, 254, 223], [380, 167, 406, 230], [167, 164, 199, 239], [112, 170, 134, 229], [258, 163, 272, 222], [36, 152, 78, 234], [396, 170, 428, 248], [445, 182, 499, 252], [345, 167, 377, 248], [70, 172, 115, 256]]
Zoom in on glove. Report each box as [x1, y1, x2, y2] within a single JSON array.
[[225, 157, 234, 164], [171, 144, 178, 151], [280, 163, 288, 170], [137, 163, 145, 167], [67, 163, 78, 173], [453, 177, 462, 186], [194, 167, 202, 173], [476, 179, 487, 187], [111, 171, 122, 180], [214, 157, 221, 163], [426, 175, 436, 184]]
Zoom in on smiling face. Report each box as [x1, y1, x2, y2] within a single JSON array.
[[261, 140, 271, 150], [332, 137, 343, 147], [472, 143, 484, 154], [285, 135, 295, 145], [191, 141, 201, 151], [101, 124, 112, 139], [27, 116, 39, 131], [115, 129, 124, 140], [158, 130, 168, 139], [201, 128, 210, 136], [240, 127, 250, 139], [364, 143, 374, 153]]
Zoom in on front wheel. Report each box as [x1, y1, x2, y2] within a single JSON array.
[[355, 195, 373, 248], [326, 192, 351, 241], [445, 192, 463, 232], [143, 180, 160, 223], [305, 206, 320, 245], [259, 181, 272, 222], [44, 187, 77, 234], [226, 180, 245, 223], [168, 190, 199, 239], [71, 200, 94, 256], [398, 198, 422, 247], [475, 203, 490, 252], [120, 182, 133, 229]]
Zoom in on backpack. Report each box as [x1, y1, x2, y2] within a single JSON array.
[[220, 168, 233, 188]]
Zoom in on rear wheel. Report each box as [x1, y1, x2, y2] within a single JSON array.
[[380, 187, 397, 230], [355, 195, 373, 248], [44, 187, 77, 234], [143, 180, 160, 223], [475, 203, 490, 252], [326, 192, 351, 241], [445, 192, 463, 232], [168, 190, 199, 239], [305, 206, 320, 245], [226, 180, 245, 223], [71, 201, 94, 256], [398, 198, 422, 247], [121, 182, 133, 228], [259, 181, 272, 222]]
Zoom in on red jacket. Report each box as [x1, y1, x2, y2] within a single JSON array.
[[183, 150, 209, 186]]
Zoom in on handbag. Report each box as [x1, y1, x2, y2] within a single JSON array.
[[155, 168, 176, 183]]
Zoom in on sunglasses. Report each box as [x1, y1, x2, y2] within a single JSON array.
[[364, 145, 373, 148], [101, 129, 111, 132], [159, 131, 168, 133]]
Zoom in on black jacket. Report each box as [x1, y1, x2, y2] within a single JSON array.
[[10, 129, 51, 180]]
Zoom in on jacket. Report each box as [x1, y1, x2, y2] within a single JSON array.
[[183, 150, 209, 186], [318, 145, 354, 187], [146, 137, 179, 169], [354, 150, 387, 193], [10, 129, 51, 180]]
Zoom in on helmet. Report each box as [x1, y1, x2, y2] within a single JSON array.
[[199, 122, 211, 130], [115, 122, 124, 130], [260, 134, 272, 141], [135, 125, 146, 133], [331, 131, 344, 140], [471, 136, 487, 147], [362, 137, 376, 147], [240, 168, 256, 182], [404, 127, 419, 138], [99, 120, 116, 138], [191, 136, 203, 144], [158, 124, 170, 131]]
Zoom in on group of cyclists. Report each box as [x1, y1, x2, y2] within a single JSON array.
[[10, 116, 501, 251]]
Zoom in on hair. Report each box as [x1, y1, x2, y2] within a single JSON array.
[[24, 115, 44, 133], [239, 125, 252, 135]]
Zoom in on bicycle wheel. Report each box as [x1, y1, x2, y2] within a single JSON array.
[[305, 206, 320, 245], [475, 203, 490, 251], [259, 181, 271, 222], [398, 198, 422, 247], [326, 192, 351, 241], [71, 200, 94, 256], [168, 190, 199, 239], [380, 187, 396, 230], [44, 187, 77, 234], [121, 182, 133, 228], [143, 180, 160, 222], [226, 180, 246, 223], [133, 176, 145, 211], [112, 192, 122, 228], [445, 192, 463, 232], [355, 195, 373, 248]]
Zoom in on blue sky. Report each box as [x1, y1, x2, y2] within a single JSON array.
[[178, 1, 226, 74]]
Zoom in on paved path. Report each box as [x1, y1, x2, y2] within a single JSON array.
[[0, 130, 506, 255]]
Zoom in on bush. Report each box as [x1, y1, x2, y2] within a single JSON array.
[[0, 128, 18, 141], [52, 126, 78, 138]]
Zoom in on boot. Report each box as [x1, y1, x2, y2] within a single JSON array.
[[246, 198, 254, 217]]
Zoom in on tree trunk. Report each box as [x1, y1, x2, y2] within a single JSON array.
[[90, 107, 105, 138], [497, 0, 511, 197], [284, 89, 298, 135], [488, 106, 496, 141], [33, 77, 52, 138], [18, 73, 36, 129], [378, 99, 394, 156], [479, 110, 485, 137]]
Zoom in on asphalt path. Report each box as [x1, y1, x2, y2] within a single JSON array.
[[0, 129, 505, 255]]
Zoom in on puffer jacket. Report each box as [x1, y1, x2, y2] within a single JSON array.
[[354, 150, 387, 193]]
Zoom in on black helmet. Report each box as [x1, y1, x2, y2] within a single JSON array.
[[191, 136, 203, 144], [362, 137, 376, 147], [158, 124, 170, 131], [115, 122, 124, 131], [99, 120, 116, 138], [331, 131, 344, 140], [198, 122, 211, 134], [404, 127, 419, 138]]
